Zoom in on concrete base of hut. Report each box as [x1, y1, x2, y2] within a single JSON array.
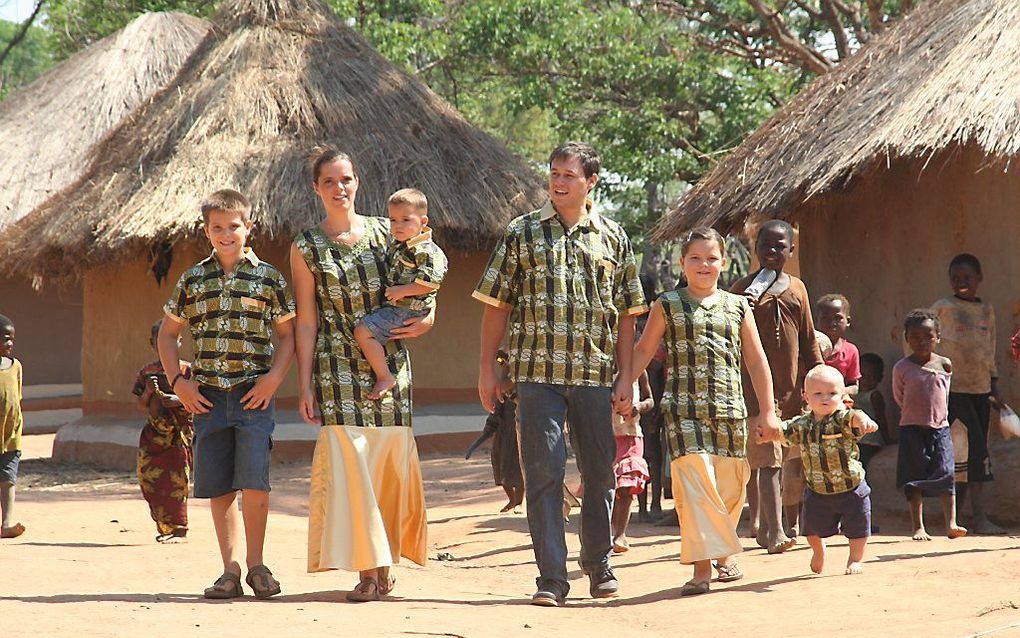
[[51, 403, 487, 470]]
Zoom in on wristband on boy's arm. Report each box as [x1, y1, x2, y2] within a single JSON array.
[[170, 373, 185, 389]]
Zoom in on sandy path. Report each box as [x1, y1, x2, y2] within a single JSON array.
[[3, 434, 1020, 638]]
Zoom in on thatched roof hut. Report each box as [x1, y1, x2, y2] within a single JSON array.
[[0, 0, 545, 281], [654, 0, 1020, 240], [0, 12, 212, 229]]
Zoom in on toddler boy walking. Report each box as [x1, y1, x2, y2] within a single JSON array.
[[159, 189, 295, 599]]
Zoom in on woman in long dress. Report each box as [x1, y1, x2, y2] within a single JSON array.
[[291, 147, 432, 602]]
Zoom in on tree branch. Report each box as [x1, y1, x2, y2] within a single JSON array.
[[0, 0, 46, 72], [820, 0, 851, 60], [745, 0, 833, 74]]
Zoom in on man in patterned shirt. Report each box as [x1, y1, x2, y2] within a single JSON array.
[[159, 189, 295, 600], [759, 365, 878, 576], [474, 142, 647, 606]]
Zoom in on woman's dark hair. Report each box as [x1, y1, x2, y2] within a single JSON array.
[[949, 253, 981, 275], [904, 308, 939, 335], [308, 146, 357, 182]]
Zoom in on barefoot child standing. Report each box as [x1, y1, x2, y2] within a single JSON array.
[[760, 366, 878, 575], [0, 315, 25, 539], [893, 309, 967, 541], [631, 227, 781, 596], [160, 189, 295, 598], [611, 370, 653, 553], [135, 319, 194, 543], [353, 188, 447, 400]]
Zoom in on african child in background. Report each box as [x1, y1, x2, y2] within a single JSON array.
[[611, 370, 653, 553], [894, 309, 967, 541], [134, 319, 194, 543], [353, 188, 448, 400], [482, 350, 524, 513], [856, 353, 890, 533], [760, 366, 878, 574], [0, 314, 25, 539], [637, 339, 667, 523], [730, 220, 823, 553], [931, 253, 1005, 535], [632, 227, 782, 596], [817, 294, 861, 395]]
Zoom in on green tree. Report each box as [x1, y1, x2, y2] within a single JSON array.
[[0, 18, 52, 100]]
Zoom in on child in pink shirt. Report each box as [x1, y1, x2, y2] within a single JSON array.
[[816, 294, 861, 395]]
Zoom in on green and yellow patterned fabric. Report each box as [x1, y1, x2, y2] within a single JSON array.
[[782, 408, 867, 494], [294, 218, 413, 427], [472, 201, 647, 386], [659, 288, 749, 459], [164, 249, 295, 389], [387, 228, 447, 312]]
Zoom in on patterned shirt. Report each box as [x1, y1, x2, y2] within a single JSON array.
[[387, 228, 448, 312], [472, 201, 647, 386], [164, 249, 295, 389], [782, 408, 867, 494], [659, 289, 749, 459]]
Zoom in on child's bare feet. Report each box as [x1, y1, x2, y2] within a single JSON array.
[[947, 525, 968, 539], [367, 376, 397, 400], [810, 548, 824, 574], [613, 535, 629, 554], [1, 522, 25, 538], [845, 561, 863, 575], [912, 527, 932, 541], [500, 500, 515, 513]]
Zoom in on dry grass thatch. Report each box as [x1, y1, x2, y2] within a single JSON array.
[[1, 0, 546, 281], [0, 12, 212, 229], [654, 0, 1020, 241]]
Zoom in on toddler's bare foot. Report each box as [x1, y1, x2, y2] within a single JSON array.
[[810, 547, 825, 574], [912, 527, 932, 541], [1, 522, 25, 538], [367, 377, 397, 400], [947, 525, 968, 539], [845, 561, 863, 575]]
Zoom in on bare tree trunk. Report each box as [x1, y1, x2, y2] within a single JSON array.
[[747, 0, 834, 74], [820, 0, 851, 60], [866, 0, 886, 34]]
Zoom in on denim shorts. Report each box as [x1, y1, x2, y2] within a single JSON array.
[[192, 382, 274, 498], [801, 480, 871, 539], [0, 449, 20, 483], [361, 306, 427, 342]]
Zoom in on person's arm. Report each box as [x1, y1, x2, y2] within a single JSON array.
[[741, 309, 781, 441], [241, 318, 295, 410], [612, 314, 637, 415], [798, 283, 824, 369], [478, 304, 511, 413], [848, 410, 878, 438], [385, 281, 435, 303], [989, 304, 1003, 409], [158, 317, 212, 414], [892, 364, 905, 409], [634, 370, 654, 416], [388, 306, 436, 339], [389, 244, 446, 304], [290, 242, 321, 425], [631, 300, 666, 384]]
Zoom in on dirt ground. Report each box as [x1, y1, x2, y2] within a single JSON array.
[[4, 433, 1020, 638]]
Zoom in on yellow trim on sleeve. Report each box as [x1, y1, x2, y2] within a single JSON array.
[[471, 290, 512, 310], [414, 278, 441, 291], [626, 304, 650, 316], [164, 311, 186, 324], [275, 310, 297, 325]]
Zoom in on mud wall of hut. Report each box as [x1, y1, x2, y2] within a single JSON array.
[[81, 238, 487, 415], [797, 145, 1020, 407], [0, 278, 83, 385]]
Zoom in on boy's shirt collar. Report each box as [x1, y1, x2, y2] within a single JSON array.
[[402, 227, 433, 248], [539, 199, 603, 232], [201, 247, 261, 269]]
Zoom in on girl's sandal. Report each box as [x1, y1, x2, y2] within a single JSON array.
[[203, 572, 244, 599], [679, 580, 710, 597], [713, 561, 744, 583], [346, 578, 381, 603], [246, 565, 282, 599]]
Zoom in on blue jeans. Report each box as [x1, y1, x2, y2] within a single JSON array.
[[516, 382, 616, 596], [192, 382, 275, 498]]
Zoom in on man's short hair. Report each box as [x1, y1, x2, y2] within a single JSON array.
[[549, 141, 600, 178]]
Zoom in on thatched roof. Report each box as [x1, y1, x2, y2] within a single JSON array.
[[0, 12, 212, 229], [655, 0, 1020, 240], [0, 0, 545, 281]]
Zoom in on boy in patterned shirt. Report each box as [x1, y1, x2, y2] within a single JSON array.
[[159, 189, 295, 600], [354, 188, 447, 400], [760, 365, 878, 575]]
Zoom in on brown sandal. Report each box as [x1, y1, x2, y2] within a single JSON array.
[[346, 578, 380, 602], [245, 564, 281, 599], [203, 572, 243, 599]]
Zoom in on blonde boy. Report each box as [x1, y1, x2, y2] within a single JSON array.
[[159, 189, 295, 599]]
